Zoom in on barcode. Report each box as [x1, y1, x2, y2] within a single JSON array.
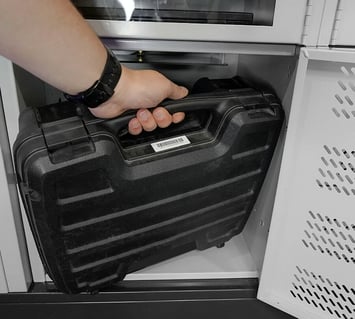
[[151, 135, 190, 152]]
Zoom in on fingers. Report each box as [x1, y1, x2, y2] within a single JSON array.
[[167, 83, 189, 100], [128, 108, 186, 135]]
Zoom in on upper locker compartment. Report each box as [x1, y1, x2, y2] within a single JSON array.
[[72, 0, 311, 44], [329, 0, 355, 47]]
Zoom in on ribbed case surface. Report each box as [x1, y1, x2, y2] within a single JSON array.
[[14, 81, 283, 293]]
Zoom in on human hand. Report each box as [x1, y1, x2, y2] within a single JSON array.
[[89, 65, 188, 135]]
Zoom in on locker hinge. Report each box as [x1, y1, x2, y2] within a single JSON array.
[[330, 0, 344, 45], [301, 0, 313, 44]]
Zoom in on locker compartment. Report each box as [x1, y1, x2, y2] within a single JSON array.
[[78, 0, 310, 44], [10, 41, 299, 291]]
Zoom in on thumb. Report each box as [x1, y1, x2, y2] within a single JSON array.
[[167, 82, 189, 100]]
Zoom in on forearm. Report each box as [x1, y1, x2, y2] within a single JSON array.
[[0, 0, 106, 94]]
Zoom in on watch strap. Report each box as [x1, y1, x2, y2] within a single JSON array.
[[64, 48, 122, 108]]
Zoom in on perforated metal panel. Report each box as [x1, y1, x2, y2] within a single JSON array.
[[290, 267, 355, 319], [258, 49, 355, 319]]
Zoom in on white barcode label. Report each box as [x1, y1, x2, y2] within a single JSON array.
[[151, 135, 190, 152]]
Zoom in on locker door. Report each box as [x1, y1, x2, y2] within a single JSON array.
[[0, 252, 8, 293], [0, 57, 32, 292], [258, 48, 355, 319]]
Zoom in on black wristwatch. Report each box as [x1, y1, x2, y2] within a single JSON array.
[[64, 48, 122, 108]]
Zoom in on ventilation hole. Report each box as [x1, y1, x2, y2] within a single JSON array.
[[319, 303, 326, 311], [328, 171, 335, 179], [332, 108, 341, 117], [309, 211, 315, 219], [309, 242, 317, 251], [344, 244, 352, 253], [335, 94, 344, 104], [335, 309, 342, 318], [294, 274, 300, 282], [315, 223, 322, 232], [316, 180, 324, 188], [333, 184, 341, 193], [342, 109, 350, 119], [328, 238, 336, 247], [339, 232, 347, 240], [319, 168, 326, 177], [331, 229, 338, 238], [342, 149, 350, 159], [333, 147, 341, 156], [320, 235, 327, 244], [312, 300, 318, 308], [333, 290, 339, 298], [348, 163, 355, 172], [302, 240, 309, 248], [304, 296, 311, 304], [330, 298, 336, 307], [316, 213, 324, 222], [348, 297, 355, 306], [344, 305, 352, 314], [334, 250, 341, 260], [325, 247, 333, 256], [326, 306, 333, 314], [291, 290, 296, 298], [334, 219, 341, 227], [352, 110, 355, 117], [342, 186, 350, 195], [337, 173, 345, 182], [307, 221, 314, 229], [301, 277, 308, 285], [296, 266, 302, 274], [324, 182, 332, 190], [349, 81, 355, 92], [345, 175, 353, 184], [322, 295, 328, 303], [319, 275, 325, 283], [312, 233, 319, 241], [352, 151, 355, 157], [340, 162, 347, 171], [345, 96, 354, 106], [324, 145, 332, 154], [342, 254, 349, 263], [336, 241, 344, 250], [349, 234, 355, 243], [300, 285, 306, 293], [352, 189, 355, 195], [317, 245, 324, 253], [341, 66, 350, 76], [303, 269, 310, 277], [305, 230, 312, 238], [297, 293, 304, 301], [330, 159, 338, 168], [326, 216, 332, 224], [324, 226, 330, 234], [338, 80, 347, 90], [314, 291, 321, 299]]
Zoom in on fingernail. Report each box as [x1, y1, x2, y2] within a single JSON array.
[[131, 120, 140, 128], [139, 110, 149, 121], [154, 109, 164, 120]]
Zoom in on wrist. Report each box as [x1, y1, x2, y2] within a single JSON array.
[[64, 48, 122, 108]]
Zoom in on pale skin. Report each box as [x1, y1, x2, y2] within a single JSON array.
[[0, 0, 188, 135]]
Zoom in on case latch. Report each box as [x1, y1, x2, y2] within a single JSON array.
[[41, 117, 95, 163]]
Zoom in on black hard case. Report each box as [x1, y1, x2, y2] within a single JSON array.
[[14, 81, 283, 294]]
